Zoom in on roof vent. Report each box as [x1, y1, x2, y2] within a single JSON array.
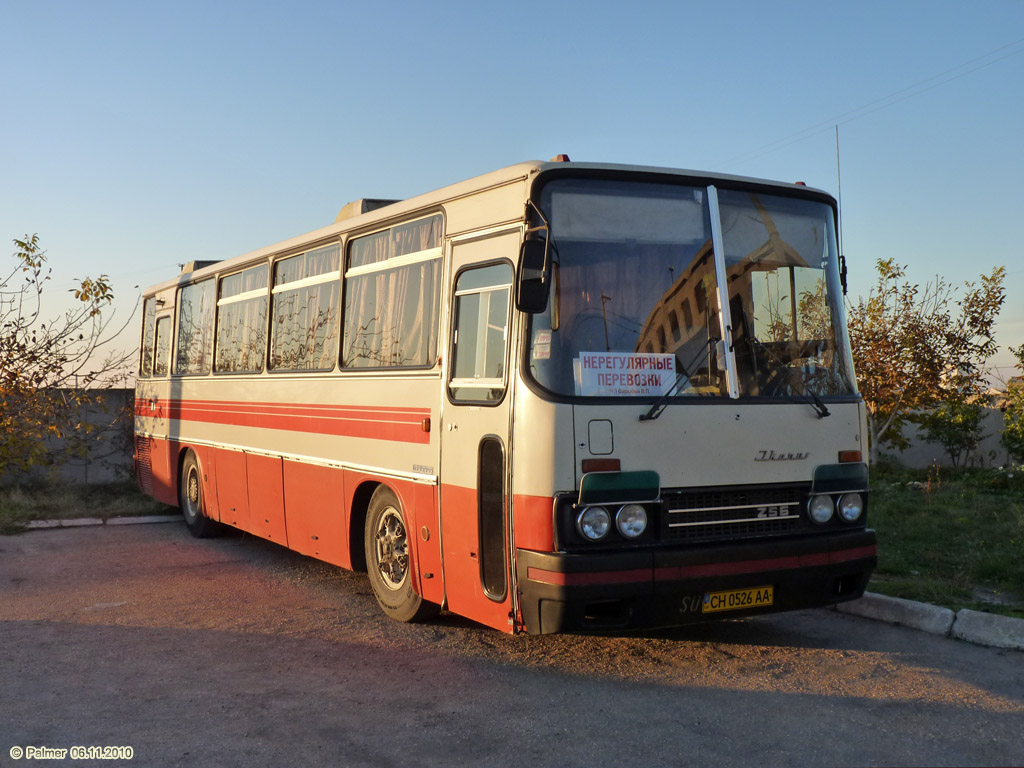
[[179, 260, 219, 275], [335, 198, 401, 223]]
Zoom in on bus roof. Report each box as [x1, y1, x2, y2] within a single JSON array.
[[143, 160, 832, 295]]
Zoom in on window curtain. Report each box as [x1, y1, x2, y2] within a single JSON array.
[[343, 216, 441, 368]]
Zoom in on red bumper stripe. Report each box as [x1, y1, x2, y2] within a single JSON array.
[[526, 567, 651, 587], [526, 544, 877, 587], [827, 545, 878, 564]]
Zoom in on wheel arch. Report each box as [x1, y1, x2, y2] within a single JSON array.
[[348, 480, 384, 573], [175, 446, 195, 508]]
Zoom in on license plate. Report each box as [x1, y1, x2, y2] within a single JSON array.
[[702, 586, 774, 614]]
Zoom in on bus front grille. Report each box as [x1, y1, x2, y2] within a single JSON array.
[[660, 484, 808, 543]]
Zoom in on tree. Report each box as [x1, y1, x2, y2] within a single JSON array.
[[847, 259, 1005, 463], [1, 235, 135, 478], [920, 393, 989, 469], [1001, 343, 1024, 466]]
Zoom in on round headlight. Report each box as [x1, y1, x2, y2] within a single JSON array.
[[577, 506, 611, 541], [808, 494, 834, 524], [838, 493, 864, 522], [616, 504, 648, 538]]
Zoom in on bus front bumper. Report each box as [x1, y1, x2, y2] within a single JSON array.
[[515, 529, 876, 635]]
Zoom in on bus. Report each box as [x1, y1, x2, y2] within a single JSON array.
[[134, 157, 876, 634]]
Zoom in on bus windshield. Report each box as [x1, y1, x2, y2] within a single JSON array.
[[527, 178, 856, 400]]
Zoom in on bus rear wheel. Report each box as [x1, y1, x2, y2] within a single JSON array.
[[364, 486, 440, 623], [179, 451, 221, 539]]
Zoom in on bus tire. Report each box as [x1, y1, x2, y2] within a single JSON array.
[[364, 486, 440, 623], [179, 451, 221, 539]]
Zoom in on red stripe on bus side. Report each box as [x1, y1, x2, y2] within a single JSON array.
[[135, 399, 430, 444]]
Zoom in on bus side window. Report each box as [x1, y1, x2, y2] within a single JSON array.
[[174, 279, 216, 375], [154, 316, 171, 377], [449, 263, 513, 403], [139, 298, 156, 377]]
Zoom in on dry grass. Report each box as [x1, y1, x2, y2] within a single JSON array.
[[0, 481, 172, 534]]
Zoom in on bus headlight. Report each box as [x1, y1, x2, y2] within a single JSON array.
[[616, 504, 648, 538], [838, 493, 864, 522], [808, 495, 834, 524], [577, 506, 611, 541]]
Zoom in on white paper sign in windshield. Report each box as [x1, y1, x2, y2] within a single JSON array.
[[578, 352, 675, 397]]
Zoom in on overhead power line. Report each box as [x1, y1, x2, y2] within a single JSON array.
[[722, 36, 1024, 166]]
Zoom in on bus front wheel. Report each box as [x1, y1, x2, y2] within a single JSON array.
[[179, 451, 221, 539], [364, 486, 440, 622]]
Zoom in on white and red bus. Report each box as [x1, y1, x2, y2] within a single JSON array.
[[135, 158, 876, 634]]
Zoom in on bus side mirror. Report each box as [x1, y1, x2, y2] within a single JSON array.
[[516, 239, 549, 314]]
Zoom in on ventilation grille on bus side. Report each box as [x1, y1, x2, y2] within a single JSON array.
[[135, 436, 153, 495]]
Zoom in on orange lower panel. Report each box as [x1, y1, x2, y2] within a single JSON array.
[[282, 462, 349, 567], [405, 483, 444, 606], [440, 483, 513, 633], [214, 450, 249, 529], [246, 454, 288, 546], [512, 493, 555, 552], [148, 438, 177, 507]]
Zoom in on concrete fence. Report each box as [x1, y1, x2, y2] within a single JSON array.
[[2, 388, 135, 485], [888, 406, 1016, 470]]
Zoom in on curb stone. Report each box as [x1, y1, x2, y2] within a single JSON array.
[[23, 515, 181, 530], [58, 517, 105, 528], [837, 592, 1024, 652], [106, 515, 183, 526], [836, 592, 955, 635], [952, 608, 1024, 651]]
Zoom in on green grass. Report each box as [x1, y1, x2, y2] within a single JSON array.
[[0, 481, 172, 534], [867, 463, 1024, 619]]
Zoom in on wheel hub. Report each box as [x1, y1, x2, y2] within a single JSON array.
[[374, 507, 408, 590]]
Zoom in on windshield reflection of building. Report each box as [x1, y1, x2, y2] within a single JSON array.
[[632, 213, 833, 398], [634, 237, 723, 394], [727, 211, 813, 396]]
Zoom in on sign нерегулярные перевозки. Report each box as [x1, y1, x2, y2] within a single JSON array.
[[577, 352, 675, 397]]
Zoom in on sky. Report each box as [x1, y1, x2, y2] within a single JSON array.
[[2, 0, 1022, 382]]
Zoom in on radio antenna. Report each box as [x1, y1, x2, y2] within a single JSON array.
[[835, 124, 848, 295], [835, 125, 844, 256]]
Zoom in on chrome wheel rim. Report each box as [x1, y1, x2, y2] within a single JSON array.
[[183, 466, 200, 522], [374, 506, 408, 590]]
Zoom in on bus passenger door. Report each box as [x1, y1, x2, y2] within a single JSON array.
[[137, 310, 176, 505], [439, 231, 518, 632]]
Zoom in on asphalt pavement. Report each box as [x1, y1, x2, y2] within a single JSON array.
[[2, 522, 1022, 768]]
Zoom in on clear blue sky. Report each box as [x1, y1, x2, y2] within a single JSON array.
[[2, 0, 1022, 381]]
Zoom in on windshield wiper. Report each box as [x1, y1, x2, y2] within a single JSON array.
[[747, 336, 831, 419], [806, 388, 831, 419], [639, 338, 717, 422]]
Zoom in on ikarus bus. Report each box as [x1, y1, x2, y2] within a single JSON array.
[[134, 157, 876, 634]]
